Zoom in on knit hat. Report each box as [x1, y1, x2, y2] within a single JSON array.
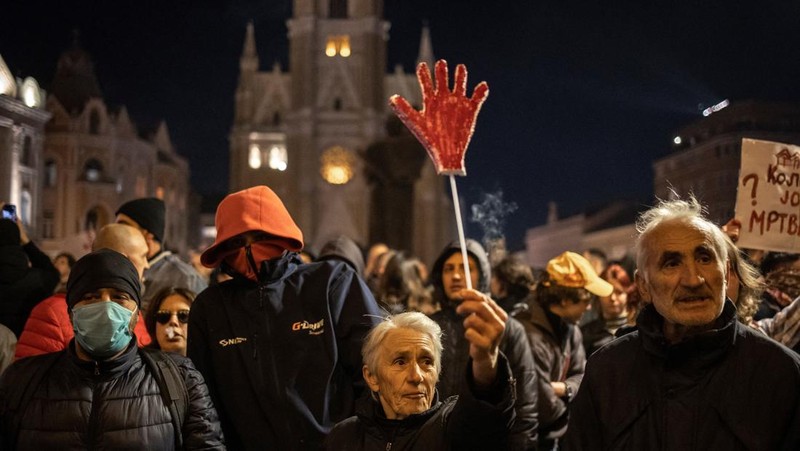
[[546, 251, 614, 297], [116, 198, 166, 243], [201, 186, 304, 268], [0, 219, 20, 246], [66, 248, 142, 309]]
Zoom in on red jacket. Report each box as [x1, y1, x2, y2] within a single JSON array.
[[14, 293, 151, 360]]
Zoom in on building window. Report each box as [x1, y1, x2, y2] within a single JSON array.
[[320, 146, 355, 185], [21, 136, 33, 167], [83, 158, 103, 182], [20, 189, 31, 225], [272, 111, 281, 126], [325, 35, 351, 57], [329, 0, 347, 18], [45, 159, 57, 187], [156, 186, 165, 200], [268, 145, 288, 171], [43, 210, 54, 239], [333, 98, 342, 111]]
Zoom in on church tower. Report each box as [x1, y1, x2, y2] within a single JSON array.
[[231, 1, 454, 262]]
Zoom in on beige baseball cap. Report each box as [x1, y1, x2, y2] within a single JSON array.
[[546, 251, 614, 297]]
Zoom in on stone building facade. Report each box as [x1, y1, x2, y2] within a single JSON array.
[[229, 0, 453, 264]]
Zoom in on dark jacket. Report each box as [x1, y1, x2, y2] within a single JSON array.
[[0, 242, 59, 337], [0, 338, 224, 450], [429, 239, 539, 450], [188, 253, 382, 450], [515, 299, 586, 447], [325, 354, 516, 451], [564, 301, 800, 451], [143, 250, 208, 311]]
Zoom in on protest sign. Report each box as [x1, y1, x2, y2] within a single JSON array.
[[736, 138, 800, 252]]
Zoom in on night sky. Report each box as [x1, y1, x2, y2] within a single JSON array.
[[3, 0, 800, 250]]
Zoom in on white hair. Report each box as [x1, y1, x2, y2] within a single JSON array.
[[634, 194, 728, 276], [362, 312, 443, 376]]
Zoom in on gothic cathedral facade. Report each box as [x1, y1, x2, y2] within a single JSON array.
[[230, 0, 453, 263]]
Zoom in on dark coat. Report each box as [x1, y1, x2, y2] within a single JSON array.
[[564, 301, 800, 451], [0, 339, 224, 450], [0, 242, 59, 337], [429, 240, 539, 450], [188, 253, 382, 450], [324, 354, 516, 451], [514, 299, 586, 446]]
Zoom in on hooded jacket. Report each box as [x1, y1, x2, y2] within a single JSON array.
[[428, 239, 539, 450], [564, 301, 800, 450], [0, 241, 59, 337], [189, 186, 382, 450]]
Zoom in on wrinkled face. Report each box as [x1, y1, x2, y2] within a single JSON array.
[[637, 219, 728, 330], [155, 294, 191, 355], [600, 282, 628, 319], [364, 328, 438, 420], [442, 253, 479, 300]]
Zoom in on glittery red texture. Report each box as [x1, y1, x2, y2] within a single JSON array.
[[389, 60, 489, 176]]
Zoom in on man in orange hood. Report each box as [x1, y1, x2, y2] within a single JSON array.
[[188, 186, 382, 450]]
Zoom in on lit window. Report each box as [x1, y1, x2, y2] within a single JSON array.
[[325, 35, 351, 57], [83, 158, 103, 182], [268, 145, 288, 171], [45, 160, 57, 187], [156, 186, 165, 199], [249, 144, 262, 169], [320, 146, 355, 185]]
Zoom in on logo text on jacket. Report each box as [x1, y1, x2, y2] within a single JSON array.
[[219, 337, 248, 347], [292, 318, 325, 335]]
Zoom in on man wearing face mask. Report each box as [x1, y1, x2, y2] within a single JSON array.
[[0, 249, 224, 449], [189, 185, 382, 450]]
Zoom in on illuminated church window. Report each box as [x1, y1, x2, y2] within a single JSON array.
[[248, 144, 262, 169], [268, 145, 287, 171], [320, 146, 355, 185], [325, 35, 351, 57]]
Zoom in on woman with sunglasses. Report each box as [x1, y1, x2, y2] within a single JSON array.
[[144, 287, 195, 356]]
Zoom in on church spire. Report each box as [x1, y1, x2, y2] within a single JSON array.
[[240, 21, 259, 73], [416, 23, 434, 68]]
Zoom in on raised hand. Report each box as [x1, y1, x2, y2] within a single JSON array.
[[389, 60, 489, 176], [454, 288, 508, 386]]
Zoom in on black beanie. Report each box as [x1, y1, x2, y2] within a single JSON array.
[[0, 219, 20, 246], [116, 197, 165, 243], [66, 249, 142, 309]]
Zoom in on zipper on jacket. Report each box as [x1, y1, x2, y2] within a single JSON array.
[[94, 361, 100, 376]]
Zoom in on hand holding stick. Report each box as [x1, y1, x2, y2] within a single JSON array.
[[455, 289, 508, 387]]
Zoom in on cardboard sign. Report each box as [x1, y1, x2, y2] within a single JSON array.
[[736, 138, 800, 252]]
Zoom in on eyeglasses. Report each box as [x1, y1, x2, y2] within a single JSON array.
[[155, 310, 190, 325]]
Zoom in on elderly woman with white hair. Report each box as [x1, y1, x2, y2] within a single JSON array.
[[325, 289, 516, 450]]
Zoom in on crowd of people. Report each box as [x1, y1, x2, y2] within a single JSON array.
[[0, 188, 799, 450]]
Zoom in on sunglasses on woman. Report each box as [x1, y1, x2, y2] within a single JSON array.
[[155, 310, 190, 325]]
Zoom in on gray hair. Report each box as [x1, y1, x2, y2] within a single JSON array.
[[634, 195, 728, 277], [362, 312, 443, 376]]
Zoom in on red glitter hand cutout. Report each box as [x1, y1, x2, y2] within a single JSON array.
[[390, 60, 489, 176]]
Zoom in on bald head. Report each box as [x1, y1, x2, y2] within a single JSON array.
[[93, 223, 150, 280]]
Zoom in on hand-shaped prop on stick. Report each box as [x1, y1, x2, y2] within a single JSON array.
[[389, 60, 489, 290]]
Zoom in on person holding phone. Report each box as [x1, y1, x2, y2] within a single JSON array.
[[0, 202, 59, 337]]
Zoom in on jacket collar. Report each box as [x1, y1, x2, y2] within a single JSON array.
[[355, 391, 443, 436], [67, 336, 139, 379], [636, 299, 738, 366]]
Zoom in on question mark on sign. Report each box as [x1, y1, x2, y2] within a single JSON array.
[[742, 173, 758, 206]]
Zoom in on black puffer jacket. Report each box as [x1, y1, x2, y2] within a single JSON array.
[[0, 242, 59, 337], [429, 239, 539, 450], [564, 301, 800, 450], [0, 339, 224, 450], [325, 354, 516, 451]]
